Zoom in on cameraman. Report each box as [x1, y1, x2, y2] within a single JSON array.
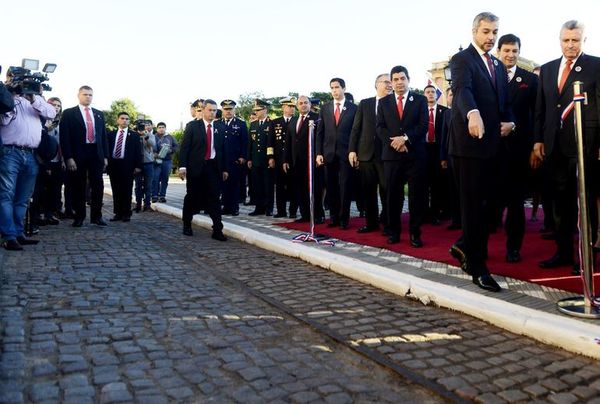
[[0, 70, 56, 250], [134, 120, 156, 212]]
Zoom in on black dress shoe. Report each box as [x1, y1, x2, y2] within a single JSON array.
[[91, 218, 108, 226], [410, 234, 423, 248], [340, 222, 349, 230], [289, 213, 297, 219], [294, 217, 309, 223], [446, 223, 461, 230], [327, 221, 340, 228], [539, 254, 573, 269], [16, 236, 39, 245], [211, 232, 228, 241], [357, 225, 377, 234], [248, 209, 264, 216], [265, 210, 273, 217], [110, 215, 123, 222], [135, 206, 141, 213], [122, 216, 131, 222], [431, 218, 441, 226], [387, 235, 399, 244], [541, 233, 556, 240], [314, 217, 324, 225], [274, 213, 287, 218], [183, 226, 193, 236], [45, 216, 60, 225], [72, 219, 84, 227], [3, 239, 23, 251], [449, 244, 471, 275], [231, 211, 239, 216], [506, 250, 521, 263], [472, 274, 501, 292]]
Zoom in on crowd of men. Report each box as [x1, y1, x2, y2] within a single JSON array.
[[1, 12, 599, 293]]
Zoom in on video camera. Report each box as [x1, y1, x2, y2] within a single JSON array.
[[134, 115, 151, 133], [4, 59, 57, 95]]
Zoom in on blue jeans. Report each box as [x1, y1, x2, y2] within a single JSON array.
[[135, 163, 154, 207], [0, 147, 39, 241], [152, 160, 172, 198]]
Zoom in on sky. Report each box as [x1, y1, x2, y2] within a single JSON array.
[[3, 0, 600, 130]]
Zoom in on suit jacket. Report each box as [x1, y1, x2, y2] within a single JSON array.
[[534, 53, 600, 158], [285, 112, 319, 167], [502, 66, 538, 155], [248, 118, 273, 168], [316, 99, 357, 163], [440, 108, 453, 161], [448, 44, 514, 159], [179, 119, 225, 178], [107, 128, 143, 174], [376, 91, 428, 161], [349, 97, 382, 162], [59, 106, 109, 162]]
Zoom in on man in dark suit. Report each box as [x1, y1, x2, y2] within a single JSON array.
[[220, 99, 248, 216], [423, 84, 448, 225], [376, 66, 428, 247], [270, 97, 296, 218], [107, 112, 142, 222], [439, 88, 461, 230], [59, 85, 109, 227], [316, 78, 357, 229], [534, 20, 600, 269], [496, 34, 539, 263], [348, 74, 392, 233], [448, 12, 515, 292], [283, 96, 324, 223], [178, 99, 227, 241], [247, 99, 275, 216]]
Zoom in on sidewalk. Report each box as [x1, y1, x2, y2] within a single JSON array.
[[127, 179, 600, 360]]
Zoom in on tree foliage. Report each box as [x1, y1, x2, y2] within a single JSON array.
[[103, 98, 151, 132]]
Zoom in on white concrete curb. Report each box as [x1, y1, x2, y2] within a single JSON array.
[[110, 189, 600, 360]]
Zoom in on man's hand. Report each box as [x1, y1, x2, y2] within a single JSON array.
[[247, 160, 253, 169], [316, 155, 324, 167], [467, 111, 485, 139], [178, 168, 186, 180], [348, 152, 358, 168], [390, 136, 406, 152], [529, 150, 542, 169], [441, 160, 448, 170], [500, 122, 514, 137], [223, 171, 229, 181], [237, 157, 246, 165], [25, 94, 35, 104], [268, 158, 275, 169], [66, 158, 77, 171], [533, 142, 545, 161], [103, 158, 108, 170], [283, 162, 290, 174], [134, 168, 142, 175]]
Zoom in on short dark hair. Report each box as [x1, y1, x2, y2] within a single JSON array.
[[204, 99, 217, 107], [79, 85, 93, 92], [498, 34, 521, 50], [423, 84, 436, 92], [191, 99, 204, 108], [330, 77, 346, 89], [390, 65, 410, 81], [157, 122, 166, 128], [117, 112, 129, 118]]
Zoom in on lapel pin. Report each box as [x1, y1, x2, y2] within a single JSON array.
[[516, 77, 522, 83], [575, 66, 582, 72], [408, 96, 414, 102], [493, 59, 498, 66]]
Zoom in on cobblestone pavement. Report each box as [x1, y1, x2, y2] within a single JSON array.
[[0, 201, 442, 403], [2, 198, 600, 403]]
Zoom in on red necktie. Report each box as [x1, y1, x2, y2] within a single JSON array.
[[427, 108, 435, 143], [296, 115, 305, 134], [84, 107, 94, 143], [205, 123, 212, 160], [484, 53, 496, 87], [114, 129, 124, 158], [558, 60, 573, 94], [334, 103, 341, 125], [397, 96, 404, 120]]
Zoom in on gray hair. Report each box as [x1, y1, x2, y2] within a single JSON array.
[[374, 73, 389, 88], [472, 12, 499, 31], [561, 20, 585, 35]]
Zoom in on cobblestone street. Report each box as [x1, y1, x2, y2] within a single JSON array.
[[1, 198, 600, 403]]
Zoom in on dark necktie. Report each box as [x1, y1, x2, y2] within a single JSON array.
[[427, 108, 435, 143], [205, 123, 212, 160], [297, 115, 305, 133], [114, 129, 124, 158], [484, 53, 496, 87]]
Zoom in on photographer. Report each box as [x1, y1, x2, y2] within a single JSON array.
[[0, 69, 56, 250], [134, 120, 156, 212], [152, 122, 178, 203]]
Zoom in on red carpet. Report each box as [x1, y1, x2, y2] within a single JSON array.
[[277, 213, 600, 294]]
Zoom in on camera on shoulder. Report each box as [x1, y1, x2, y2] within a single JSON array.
[[4, 59, 57, 95]]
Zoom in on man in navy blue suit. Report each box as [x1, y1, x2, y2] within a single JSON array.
[[448, 12, 515, 292], [316, 78, 357, 229], [376, 66, 428, 247]]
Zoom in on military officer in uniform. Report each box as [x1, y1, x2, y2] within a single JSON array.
[[247, 99, 275, 216], [270, 97, 297, 218], [220, 100, 248, 216]]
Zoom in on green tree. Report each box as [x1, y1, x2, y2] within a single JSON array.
[[171, 129, 184, 171], [236, 91, 264, 122], [103, 98, 151, 132], [309, 91, 333, 105]]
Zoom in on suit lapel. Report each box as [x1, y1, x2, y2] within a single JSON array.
[[402, 92, 413, 120], [562, 54, 585, 97], [469, 45, 496, 90], [74, 107, 86, 130]]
